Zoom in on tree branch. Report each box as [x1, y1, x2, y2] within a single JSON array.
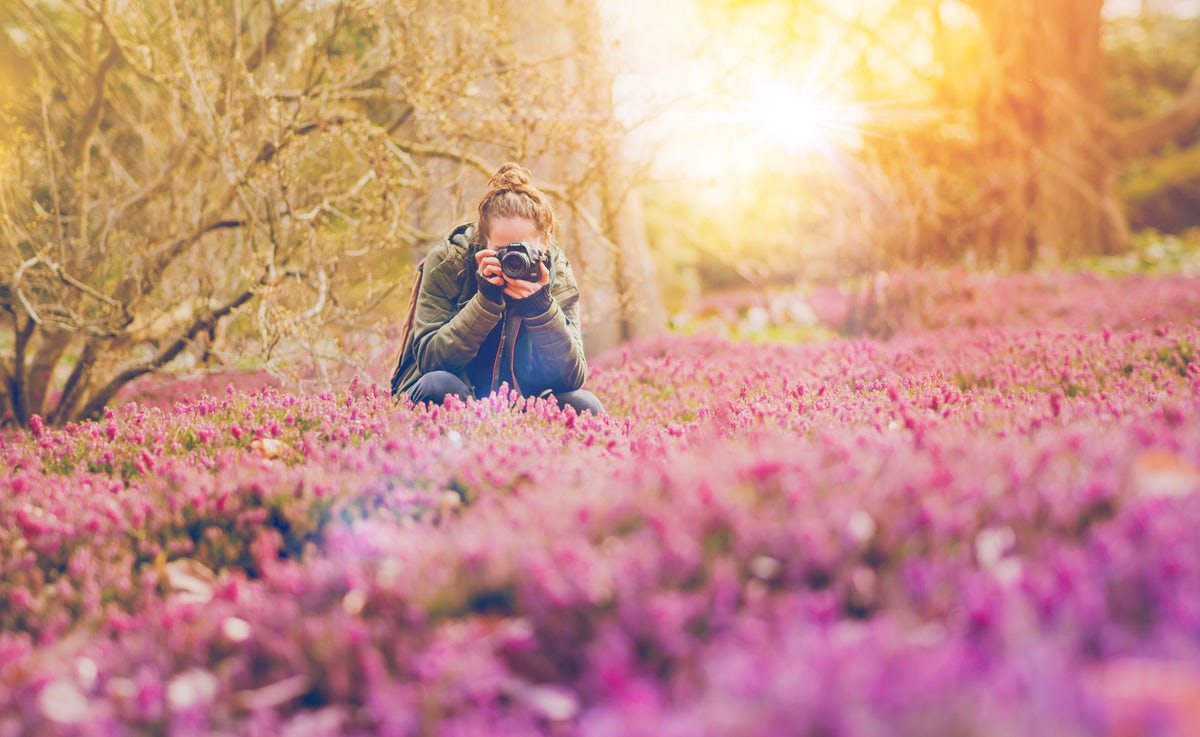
[[10, 258, 44, 325], [9, 314, 38, 425], [11, 255, 124, 334], [70, 21, 120, 167], [537, 184, 622, 257], [135, 192, 243, 301], [96, 143, 195, 254], [74, 286, 259, 421], [0, 355, 13, 421], [132, 115, 351, 302], [48, 338, 96, 425], [25, 329, 72, 418], [17, 1, 86, 74], [1118, 65, 1200, 158], [390, 140, 494, 178], [386, 140, 621, 256], [254, 117, 350, 163], [37, 66, 68, 252]]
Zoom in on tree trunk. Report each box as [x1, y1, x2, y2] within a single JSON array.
[[974, 0, 1128, 267]]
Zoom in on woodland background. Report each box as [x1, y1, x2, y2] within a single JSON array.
[[1, 0, 1199, 427]]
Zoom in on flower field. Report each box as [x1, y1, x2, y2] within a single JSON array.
[[3, 271, 1200, 736]]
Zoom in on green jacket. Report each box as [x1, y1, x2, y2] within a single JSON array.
[[390, 223, 588, 398]]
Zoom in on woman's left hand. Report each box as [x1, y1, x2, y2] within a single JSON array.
[[503, 263, 549, 300]]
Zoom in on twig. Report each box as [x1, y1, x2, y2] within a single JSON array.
[[76, 285, 259, 420]]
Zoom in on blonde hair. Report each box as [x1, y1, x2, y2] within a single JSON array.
[[474, 162, 556, 247]]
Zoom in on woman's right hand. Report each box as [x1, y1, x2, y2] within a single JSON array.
[[475, 249, 505, 287]]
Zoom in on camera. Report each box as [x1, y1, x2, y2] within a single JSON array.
[[495, 241, 546, 282]]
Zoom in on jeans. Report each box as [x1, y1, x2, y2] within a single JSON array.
[[406, 370, 604, 414]]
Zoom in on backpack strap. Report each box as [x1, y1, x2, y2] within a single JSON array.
[[390, 259, 425, 395]]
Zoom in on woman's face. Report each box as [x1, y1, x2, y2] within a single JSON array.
[[485, 216, 544, 250]]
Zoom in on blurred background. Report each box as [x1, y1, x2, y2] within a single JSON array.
[[1, 0, 1198, 426]]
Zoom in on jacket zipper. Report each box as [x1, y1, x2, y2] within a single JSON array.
[[509, 317, 523, 396], [488, 315, 523, 396], [489, 315, 506, 394]]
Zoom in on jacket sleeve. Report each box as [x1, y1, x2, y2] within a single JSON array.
[[518, 248, 588, 393], [410, 243, 504, 375]]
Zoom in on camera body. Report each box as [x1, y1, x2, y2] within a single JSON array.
[[495, 241, 546, 282]]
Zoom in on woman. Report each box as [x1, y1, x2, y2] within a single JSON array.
[[390, 163, 604, 414]]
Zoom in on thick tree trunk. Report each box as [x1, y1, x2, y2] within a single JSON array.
[[974, 0, 1128, 267]]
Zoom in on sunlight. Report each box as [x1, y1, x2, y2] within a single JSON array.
[[599, 0, 875, 184], [733, 76, 866, 155]]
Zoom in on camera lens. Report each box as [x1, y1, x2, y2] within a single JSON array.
[[500, 251, 530, 276]]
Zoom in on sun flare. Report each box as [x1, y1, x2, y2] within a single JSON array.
[[600, 0, 879, 182], [733, 76, 866, 154]]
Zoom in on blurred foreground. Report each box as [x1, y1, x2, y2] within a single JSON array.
[[2, 268, 1199, 735]]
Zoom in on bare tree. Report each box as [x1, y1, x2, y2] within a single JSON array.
[[0, 0, 658, 427]]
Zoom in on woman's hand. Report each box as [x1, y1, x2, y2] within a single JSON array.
[[475, 249, 505, 288], [475, 248, 549, 301], [503, 262, 549, 300]]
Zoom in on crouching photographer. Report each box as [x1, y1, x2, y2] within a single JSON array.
[[389, 162, 604, 415]]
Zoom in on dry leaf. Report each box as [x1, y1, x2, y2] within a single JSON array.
[[250, 438, 288, 459], [1131, 450, 1200, 499], [163, 558, 217, 604], [236, 674, 311, 711]]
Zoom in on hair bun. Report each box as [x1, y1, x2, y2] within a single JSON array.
[[490, 162, 532, 190], [475, 162, 556, 245]]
